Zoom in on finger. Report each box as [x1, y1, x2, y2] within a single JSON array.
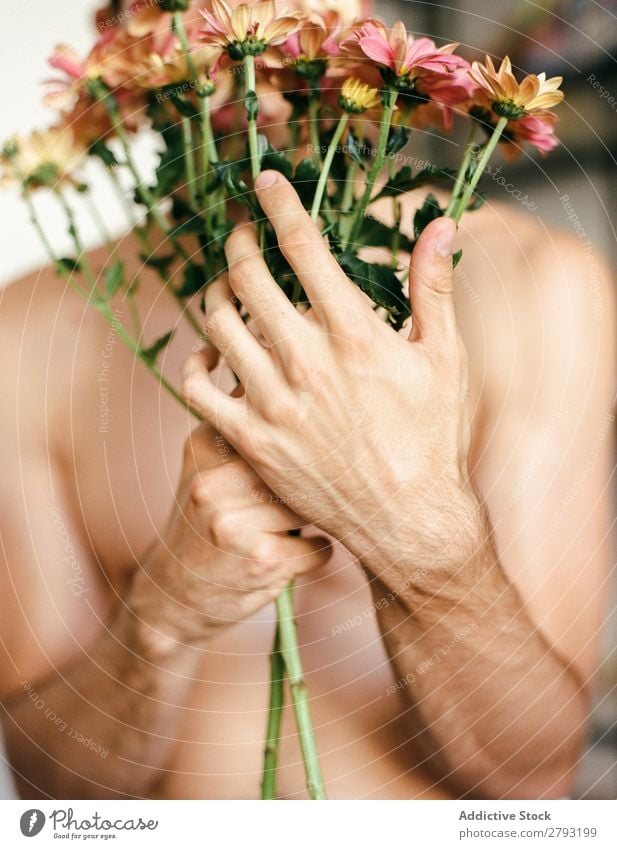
[[194, 343, 220, 371], [224, 223, 301, 348], [211, 503, 305, 541], [233, 533, 332, 592], [254, 170, 371, 326], [182, 421, 234, 480], [270, 534, 333, 579], [182, 352, 246, 444], [408, 216, 458, 346], [204, 275, 278, 394]]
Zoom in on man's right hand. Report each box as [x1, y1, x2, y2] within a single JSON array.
[[130, 419, 332, 653]]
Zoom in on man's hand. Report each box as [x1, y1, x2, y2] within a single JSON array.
[[182, 170, 478, 574], [132, 409, 331, 653]]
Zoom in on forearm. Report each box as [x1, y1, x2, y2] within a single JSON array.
[[358, 492, 588, 799], [3, 573, 202, 799]]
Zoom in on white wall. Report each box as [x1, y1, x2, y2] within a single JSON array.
[[0, 1, 159, 286]]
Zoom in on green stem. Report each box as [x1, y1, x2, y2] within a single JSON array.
[[97, 86, 191, 262], [198, 93, 226, 233], [308, 86, 322, 163], [84, 190, 114, 248], [106, 164, 141, 231], [244, 54, 261, 182], [172, 10, 220, 215], [171, 11, 198, 81], [105, 172, 203, 337], [276, 583, 326, 800], [310, 112, 348, 222], [339, 159, 358, 248], [261, 626, 285, 800], [444, 122, 477, 218], [55, 189, 99, 295], [26, 196, 199, 417], [23, 189, 77, 281], [347, 87, 397, 246], [127, 285, 142, 342], [180, 114, 198, 212], [449, 116, 508, 223], [103, 160, 203, 337]]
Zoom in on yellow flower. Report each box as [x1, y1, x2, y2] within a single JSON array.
[[339, 77, 381, 113], [469, 55, 564, 119], [199, 0, 302, 59], [1, 127, 84, 190]]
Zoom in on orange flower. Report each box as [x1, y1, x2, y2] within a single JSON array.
[[469, 55, 563, 119], [1, 127, 84, 189], [199, 0, 302, 59]]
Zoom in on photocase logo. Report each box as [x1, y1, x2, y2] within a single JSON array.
[[19, 809, 46, 837]]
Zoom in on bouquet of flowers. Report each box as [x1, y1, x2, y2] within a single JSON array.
[[0, 0, 564, 800]]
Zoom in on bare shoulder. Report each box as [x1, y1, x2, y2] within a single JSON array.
[[453, 201, 616, 400], [0, 261, 106, 440]]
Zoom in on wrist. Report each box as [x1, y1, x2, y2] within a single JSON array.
[[126, 552, 216, 660], [349, 477, 492, 602]]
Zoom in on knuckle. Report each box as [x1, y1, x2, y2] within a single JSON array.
[[189, 473, 213, 508], [283, 225, 320, 255], [204, 304, 229, 337], [182, 434, 196, 466], [181, 372, 205, 405], [228, 256, 258, 294], [210, 510, 238, 546], [253, 538, 280, 565], [263, 395, 296, 423], [283, 354, 314, 388]]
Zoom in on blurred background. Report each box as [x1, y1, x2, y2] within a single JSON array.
[[0, 0, 616, 798]]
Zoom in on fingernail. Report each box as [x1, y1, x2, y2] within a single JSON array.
[[255, 170, 278, 189], [433, 218, 457, 258]]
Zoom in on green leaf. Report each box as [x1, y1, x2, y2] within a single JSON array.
[[260, 140, 293, 179], [413, 193, 444, 239], [176, 264, 206, 298], [359, 216, 415, 253], [169, 91, 198, 119], [212, 161, 259, 214], [385, 125, 410, 157], [141, 331, 174, 365], [264, 242, 300, 298], [452, 248, 463, 268], [292, 157, 321, 207], [140, 252, 176, 276], [245, 89, 259, 121], [105, 260, 125, 297], [171, 217, 204, 235], [337, 252, 410, 329], [153, 123, 185, 199], [343, 130, 366, 170], [375, 165, 456, 200], [88, 139, 119, 168], [55, 257, 81, 275], [466, 192, 486, 212]]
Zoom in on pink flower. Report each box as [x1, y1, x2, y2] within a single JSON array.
[[342, 19, 466, 89], [45, 38, 115, 108], [501, 112, 559, 160]]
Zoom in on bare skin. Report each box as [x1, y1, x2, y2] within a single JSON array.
[[0, 182, 614, 800]]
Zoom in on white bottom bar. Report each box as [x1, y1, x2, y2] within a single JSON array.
[[1, 800, 615, 848]]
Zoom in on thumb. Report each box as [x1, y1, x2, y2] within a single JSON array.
[[408, 216, 457, 344]]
